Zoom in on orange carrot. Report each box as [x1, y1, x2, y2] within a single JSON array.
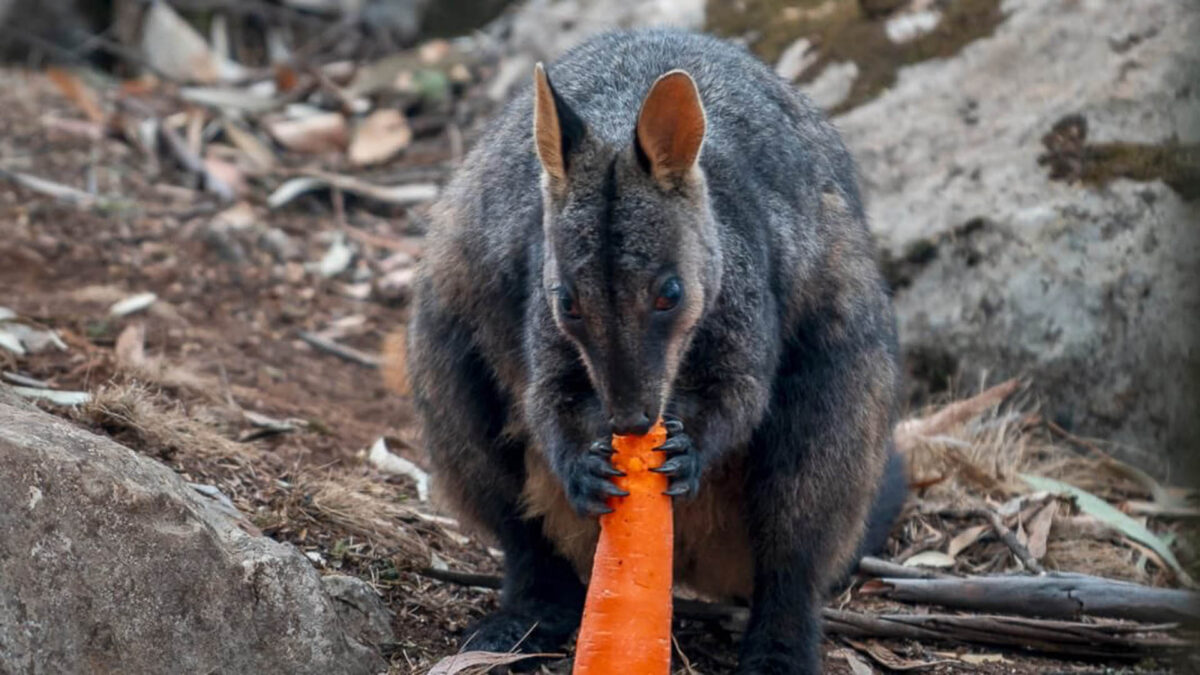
[[573, 420, 673, 675]]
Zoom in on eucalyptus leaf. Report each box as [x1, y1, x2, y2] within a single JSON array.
[[1020, 474, 1193, 586]]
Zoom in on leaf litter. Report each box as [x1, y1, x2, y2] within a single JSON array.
[[0, 5, 1195, 673]]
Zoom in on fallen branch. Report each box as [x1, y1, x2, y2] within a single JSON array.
[[297, 331, 381, 369], [862, 573, 1200, 624], [418, 566, 1194, 659], [822, 609, 1188, 659]]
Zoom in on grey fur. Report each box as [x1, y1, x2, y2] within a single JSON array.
[[407, 28, 902, 673]]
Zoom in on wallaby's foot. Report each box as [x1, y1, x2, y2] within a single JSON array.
[[461, 606, 577, 670], [563, 438, 628, 516], [653, 415, 701, 499], [735, 635, 820, 675]]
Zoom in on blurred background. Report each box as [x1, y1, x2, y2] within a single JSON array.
[[0, 1, 1197, 673]]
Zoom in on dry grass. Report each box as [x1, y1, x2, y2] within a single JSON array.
[[76, 380, 252, 465], [895, 379, 1192, 586]]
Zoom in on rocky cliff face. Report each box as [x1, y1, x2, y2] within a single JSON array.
[[834, 0, 1199, 474]]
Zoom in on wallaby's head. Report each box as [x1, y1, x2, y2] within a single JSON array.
[[532, 64, 722, 436]]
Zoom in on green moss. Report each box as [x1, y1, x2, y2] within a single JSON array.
[[1083, 142, 1200, 200], [705, 0, 1005, 113]]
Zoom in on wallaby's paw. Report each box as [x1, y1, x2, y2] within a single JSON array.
[[653, 415, 701, 499], [564, 438, 629, 516]]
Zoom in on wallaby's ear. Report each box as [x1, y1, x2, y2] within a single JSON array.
[[635, 69, 706, 186], [533, 62, 584, 189]]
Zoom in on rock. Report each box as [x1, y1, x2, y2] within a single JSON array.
[[487, 0, 705, 99], [837, 0, 1200, 473], [322, 575, 395, 648], [0, 386, 387, 674]]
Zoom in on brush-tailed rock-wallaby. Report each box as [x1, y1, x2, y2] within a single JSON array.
[[407, 28, 907, 673]]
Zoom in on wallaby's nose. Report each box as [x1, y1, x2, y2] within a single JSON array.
[[611, 412, 652, 436]]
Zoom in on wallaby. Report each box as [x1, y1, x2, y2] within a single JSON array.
[[406, 28, 907, 673]]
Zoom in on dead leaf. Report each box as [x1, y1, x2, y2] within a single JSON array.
[[946, 524, 989, 558], [832, 648, 875, 675], [0, 329, 25, 356], [1021, 474, 1194, 586], [902, 550, 956, 568], [309, 233, 353, 278], [221, 120, 276, 170], [0, 170, 95, 206], [268, 173, 437, 209], [426, 651, 561, 675], [109, 292, 158, 317], [202, 156, 247, 196], [1025, 500, 1059, 560], [114, 323, 147, 369], [895, 379, 1020, 454], [367, 437, 429, 501], [932, 650, 1009, 665], [180, 86, 277, 112], [140, 1, 247, 83], [11, 386, 90, 406], [846, 639, 955, 671], [265, 112, 348, 154], [349, 109, 412, 166], [40, 114, 106, 141], [381, 330, 410, 396], [46, 68, 106, 123]]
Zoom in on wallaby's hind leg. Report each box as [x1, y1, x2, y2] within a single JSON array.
[[407, 293, 585, 656], [737, 342, 893, 674], [465, 514, 585, 655]]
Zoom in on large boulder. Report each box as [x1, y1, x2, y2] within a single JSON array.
[[835, 0, 1200, 474], [0, 387, 388, 675]]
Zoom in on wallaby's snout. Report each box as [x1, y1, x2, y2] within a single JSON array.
[[610, 410, 652, 436]]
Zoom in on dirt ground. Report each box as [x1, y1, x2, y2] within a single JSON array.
[[0, 59, 1193, 674]]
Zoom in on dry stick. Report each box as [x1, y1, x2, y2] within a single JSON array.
[[418, 567, 502, 589], [297, 331, 381, 369], [857, 556, 950, 580], [821, 610, 1189, 660], [159, 124, 235, 202], [975, 505, 1046, 574], [669, 600, 1187, 660], [864, 573, 1200, 624]]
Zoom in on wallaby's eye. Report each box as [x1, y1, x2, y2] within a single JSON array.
[[557, 286, 581, 319], [654, 277, 682, 312]]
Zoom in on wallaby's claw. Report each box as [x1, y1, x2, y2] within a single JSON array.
[[564, 440, 628, 516], [653, 419, 702, 500]]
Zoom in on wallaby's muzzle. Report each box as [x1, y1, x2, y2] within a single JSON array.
[[610, 410, 653, 436]]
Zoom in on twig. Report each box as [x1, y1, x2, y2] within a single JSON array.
[[863, 573, 1200, 623], [417, 567, 502, 589], [297, 331, 381, 369], [159, 124, 235, 201], [857, 556, 951, 580], [975, 505, 1046, 574]]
